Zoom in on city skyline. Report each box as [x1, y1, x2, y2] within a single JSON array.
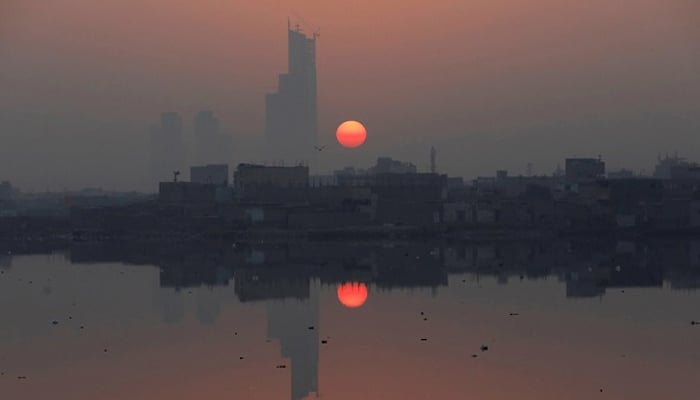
[[3, 3, 700, 399], [1, 0, 699, 192]]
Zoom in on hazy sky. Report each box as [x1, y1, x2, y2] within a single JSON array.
[[1, 0, 699, 191]]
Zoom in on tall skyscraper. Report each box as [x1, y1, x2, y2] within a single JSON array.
[[265, 22, 318, 165], [150, 112, 186, 185]]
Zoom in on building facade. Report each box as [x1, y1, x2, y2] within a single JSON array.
[[234, 164, 309, 191], [265, 24, 318, 165]]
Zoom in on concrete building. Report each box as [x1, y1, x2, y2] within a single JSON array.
[[234, 164, 309, 191], [654, 153, 686, 179], [565, 158, 605, 182], [370, 157, 417, 174], [670, 164, 700, 180], [190, 164, 229, 186], [158, 182, 219, 205], [608, 169, 636, 179], [265, 23, 318, 164]]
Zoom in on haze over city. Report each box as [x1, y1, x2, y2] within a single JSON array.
[[1, 0, 699, 191]]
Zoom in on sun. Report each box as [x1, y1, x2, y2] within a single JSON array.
[[337, 282, 368, 309], [336, 120, 367, 148]]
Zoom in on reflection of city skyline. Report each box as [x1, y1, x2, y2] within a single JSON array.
[[3, 239, 700, 400], [4, 238, 700, 298]]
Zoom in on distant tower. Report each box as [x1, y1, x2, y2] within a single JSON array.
[[265, 21, 318, 165], [526, 162, 533, 177], [430, 146, 437, 174]]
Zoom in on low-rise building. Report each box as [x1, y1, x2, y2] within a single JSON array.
[[234, 164, 309, 192], [565, 158, 605, 182]]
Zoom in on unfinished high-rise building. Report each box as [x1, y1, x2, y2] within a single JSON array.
[[265, 22, 318, 165]]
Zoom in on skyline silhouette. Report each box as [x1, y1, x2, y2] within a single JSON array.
[[1, 1, 699, 191], [2, 3, 700, 399]]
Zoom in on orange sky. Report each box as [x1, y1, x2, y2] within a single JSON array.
[[1, 0, 699, 190]]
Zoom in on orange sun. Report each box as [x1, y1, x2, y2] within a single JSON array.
[[336, 120, 367, 148], [337, 282, 368, 309]]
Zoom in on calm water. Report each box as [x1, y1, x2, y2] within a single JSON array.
[[1, 240, 699, 399]]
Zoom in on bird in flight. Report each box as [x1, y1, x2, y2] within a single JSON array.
[[314, 145, 327, 152]]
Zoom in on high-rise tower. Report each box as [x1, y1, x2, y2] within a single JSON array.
[[265, 22, 318, 165]]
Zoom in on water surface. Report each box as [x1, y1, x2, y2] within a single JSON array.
[[1, 240, 698, 399]]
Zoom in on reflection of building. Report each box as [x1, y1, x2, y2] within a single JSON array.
[[265, 24, 318, 164], [150, 112, 186, 184], [234, 268, 311, 303], [156, 288, 185, 324], [267, 280, 319, 400], [0, 254, 11, 270]]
